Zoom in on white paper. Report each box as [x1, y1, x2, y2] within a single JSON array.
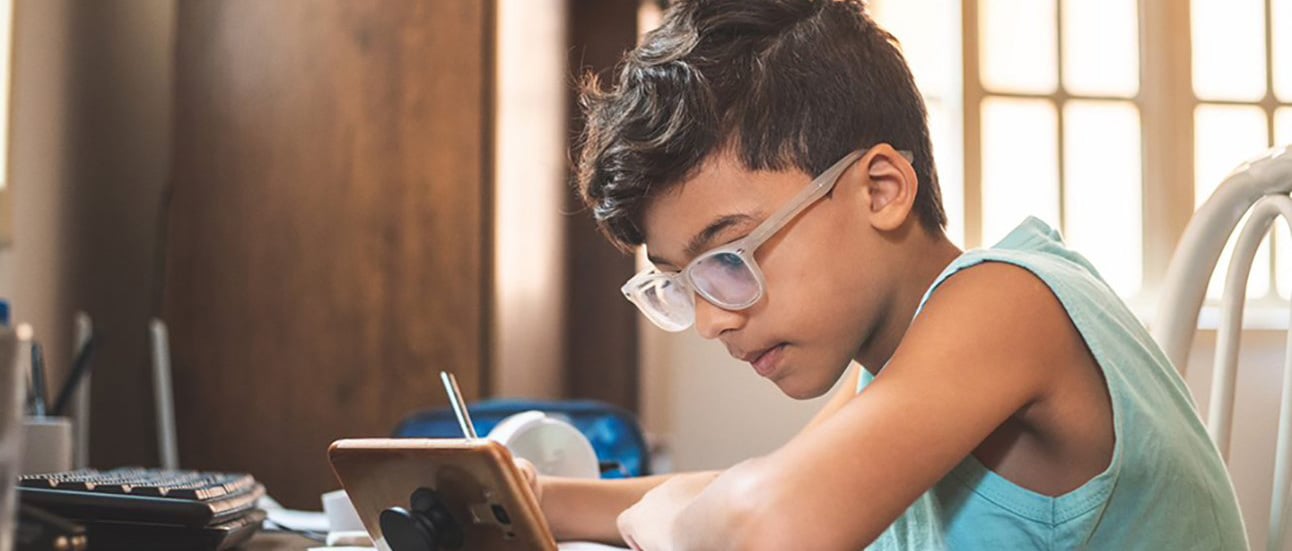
[[305, 538, 626, 550], [559, 543, 631, 551], [265, 507, 332, 533]]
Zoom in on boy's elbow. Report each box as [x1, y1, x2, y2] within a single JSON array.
[[713, 469, 810, 551], [724, 502, 807, 551], [731, 526, 797, 551], [669, 465, 784, 551], [730, 506, 869, 551], [713, 466, 874, 551]]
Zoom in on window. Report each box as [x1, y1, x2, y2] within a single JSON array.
[[871, 0, 1292, 306], [878, 0, 1143, 297], [1190, 0, 1292, 300]]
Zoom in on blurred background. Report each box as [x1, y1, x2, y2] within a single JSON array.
[[0, 0, 1288, 547]]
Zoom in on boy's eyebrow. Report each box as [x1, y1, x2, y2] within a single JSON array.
[[647, 213, 755, 267]]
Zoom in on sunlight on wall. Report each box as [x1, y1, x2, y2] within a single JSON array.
[[0, 0, 11, 193], [492, 0, 567, 399]]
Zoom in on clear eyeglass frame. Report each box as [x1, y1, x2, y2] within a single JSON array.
[[621, 147, 913, 332]]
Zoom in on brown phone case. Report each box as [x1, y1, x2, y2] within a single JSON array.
[[328, 438, 558, 551]]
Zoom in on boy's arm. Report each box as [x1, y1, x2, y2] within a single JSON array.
[[538, 360, 859, 544], [671, 263, 1065, 550], [540, 472, 716, 544]]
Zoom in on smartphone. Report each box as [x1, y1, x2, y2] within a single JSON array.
[[329, 438, 558, 551]]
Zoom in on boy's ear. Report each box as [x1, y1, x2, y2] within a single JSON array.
[[860, 144, 919, 232]]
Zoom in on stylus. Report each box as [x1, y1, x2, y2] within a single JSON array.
[[440, 371, 478, 439]]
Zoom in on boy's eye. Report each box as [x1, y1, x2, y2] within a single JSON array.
[[714, 252, 744, 269]]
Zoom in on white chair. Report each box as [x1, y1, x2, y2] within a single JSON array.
[[1152, 144, 1292, 551]]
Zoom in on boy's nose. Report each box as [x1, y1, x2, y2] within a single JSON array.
[[693, 294, 747, 339]]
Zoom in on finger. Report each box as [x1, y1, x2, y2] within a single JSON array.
[[617, 509, 635, 547], [624, 534, 644, 551], [514, 458, 543, 503], [515, 458, 536, 483]]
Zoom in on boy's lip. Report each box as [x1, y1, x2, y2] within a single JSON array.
[[733, 345, 773, 363], [733, 343, 787, 373], [749, 344, 786, 377]]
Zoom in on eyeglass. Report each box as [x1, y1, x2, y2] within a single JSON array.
[[622, 147, 912, 332]]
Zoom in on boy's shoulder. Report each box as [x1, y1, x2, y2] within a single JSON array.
[[914, 259, 1076, 354], [891, 259, 1115, 489], [875, 259, 1083, 411], [891, 257, 1101, 422], [908, 251, 1118, 388]]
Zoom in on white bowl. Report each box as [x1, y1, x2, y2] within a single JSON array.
[[486, 411, 599, 479]]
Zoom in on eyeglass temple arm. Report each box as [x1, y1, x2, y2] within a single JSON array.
[[744, 148, 914, 248]]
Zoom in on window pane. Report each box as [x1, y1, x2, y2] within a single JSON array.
[[870, 0, 957, 98], [1192, 0, 1267, 101], [1279, 107, 1292, 146], [981, 97, 1059, 245], [1276, 0, 1292, 101], [927, 100, 964, 246], [1062, 0, 1139, 97], [1064, 101, 1142, 297], [980, 0, 1057, 94], [1196, 105, 1270, 205], [1196, 104, 1271, 298]]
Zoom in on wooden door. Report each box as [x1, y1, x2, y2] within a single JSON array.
[[164, 0, 493, 507]]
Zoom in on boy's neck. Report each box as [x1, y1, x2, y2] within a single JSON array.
[[856, 232, 963, 375]]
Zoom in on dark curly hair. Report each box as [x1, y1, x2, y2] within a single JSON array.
[[575, 0, 946, 252]]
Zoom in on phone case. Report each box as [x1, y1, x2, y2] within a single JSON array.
[[329, 438, 558, 551]]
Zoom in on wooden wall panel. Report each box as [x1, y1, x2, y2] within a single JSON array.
[[3, 0, 176, 470], [564, 0, 642, 412], [165, 0, 493, 507]]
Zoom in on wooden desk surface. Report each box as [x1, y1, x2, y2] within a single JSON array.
[[243, 532, 325, 550]]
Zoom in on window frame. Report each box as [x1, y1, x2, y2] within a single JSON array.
[[960, 0, 1291, 306], [961, 0, 1160, 292]]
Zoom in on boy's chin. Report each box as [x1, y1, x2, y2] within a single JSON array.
[[773, 371, 835, 400]]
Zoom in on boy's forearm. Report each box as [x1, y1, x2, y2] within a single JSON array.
[[540, 472, 716, 544]]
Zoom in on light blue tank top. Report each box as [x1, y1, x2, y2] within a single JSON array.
[[860, 217, 1248, 550]]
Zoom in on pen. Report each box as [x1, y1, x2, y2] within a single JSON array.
[[16, 323, 34, 415], [51, 335, 95, 417], [30, 341, 47, 417], [439, 371, 477, 439]]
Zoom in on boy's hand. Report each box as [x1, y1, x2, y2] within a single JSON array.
[[515, 458, 542, 503], [617, 471, 720, 551]]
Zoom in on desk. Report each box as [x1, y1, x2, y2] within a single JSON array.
[[243, 533, 631, 550], [244, 532, 319, 550]]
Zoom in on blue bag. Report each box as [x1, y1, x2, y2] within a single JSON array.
[[392, 399, 651, 478]]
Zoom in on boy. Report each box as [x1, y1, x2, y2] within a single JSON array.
[[527, 0, 1247, 548]]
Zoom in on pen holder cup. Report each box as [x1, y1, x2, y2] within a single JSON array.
[[20, 416, 73, 475], [1, 331, 24, 551]]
